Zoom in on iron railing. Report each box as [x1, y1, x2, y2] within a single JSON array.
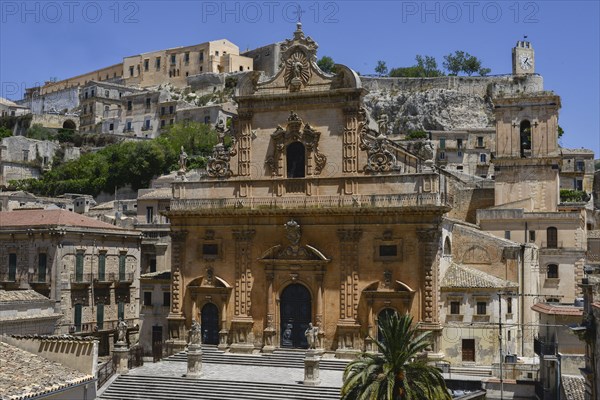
[[97, 359, 115, 388]]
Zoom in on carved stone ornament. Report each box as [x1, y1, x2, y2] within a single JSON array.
[[207, 139, 237, 178], [266, 112, 327, 176], [284, 51, 311, 92], [360, 132, 401, 173], [285, 219, 301, 246], [280, 22, 318, 63]]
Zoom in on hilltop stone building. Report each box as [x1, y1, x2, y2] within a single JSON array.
[[165, 24, 451, 357]]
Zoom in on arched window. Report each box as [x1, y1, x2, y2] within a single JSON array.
[[546, 227, 558, 248], [520, 120, 532, 157], [443, 237, 452, 256], [286, 142, 306, 178], [547, 264, 559, 279]]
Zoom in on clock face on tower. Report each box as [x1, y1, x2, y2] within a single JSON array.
[[519, 54, 533, 70]]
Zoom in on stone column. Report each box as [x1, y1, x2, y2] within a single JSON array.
[[364, 297, 376, 353], [237, 111, 253, 177], [416, 228, 444, 360], [263, 272, 276, 353], [167, 230, 188, 352], [342, 106, 361, 174], [336, 229, 363, 358], [218, 294, 229, 351], [113, 343, 129, 375], [186, 343, 202, 378], [315, 273, 325, 352], [303, 349, 321, 386], [230, 229, 256, 354]]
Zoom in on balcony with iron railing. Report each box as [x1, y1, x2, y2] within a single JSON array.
[[0, 273, 20, 288], [103, 109, 122, 119], [28, 273, 50, 287], [540, 241, 563, 250], [115, 272, 134, 285], [141, 304, 171, 316], [533, 336, 558, 357], [70, 273, 92, 286], [0, 272, 18, 283], [71, 317, 137, 334]]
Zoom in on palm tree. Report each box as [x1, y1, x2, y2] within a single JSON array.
[[341, 313, 451, 400]]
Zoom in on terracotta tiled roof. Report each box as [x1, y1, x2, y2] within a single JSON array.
[[561, 375, 585, 400], [140, 271, 171, 280], [0, 209, 127, 231], [0, 341, 93, 399], [0, 290, 50, 303], [441, 263, 517, 289], [531, 302, 583, 316]]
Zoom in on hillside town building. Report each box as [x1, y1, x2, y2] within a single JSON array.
[[0, 209, 141, 355]]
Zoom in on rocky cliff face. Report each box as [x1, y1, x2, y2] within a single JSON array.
[[360, 75, 545, 135], [363, 87, 494, 134]]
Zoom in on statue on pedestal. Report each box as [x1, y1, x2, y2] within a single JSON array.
[[117, 319, 127, 344], [189, 320, 202, 345], [178, 146, 188, 172], [304, 323, 319, 349]]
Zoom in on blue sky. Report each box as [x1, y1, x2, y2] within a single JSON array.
[[1, 0, 598, 154]]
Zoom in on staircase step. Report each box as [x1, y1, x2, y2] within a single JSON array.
[[99, 375, 340, 400], [164, 347, 349, 371]]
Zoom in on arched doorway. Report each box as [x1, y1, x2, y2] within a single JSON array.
[[377, 308, 397, 343], [201, 303, 219, 345], [62, 119, 76, 130], [280, 283, 311, 348]]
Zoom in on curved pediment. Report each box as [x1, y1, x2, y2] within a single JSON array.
[[258, 244, 330, 263], [187, 275, 231, 289], [237, 23, 361, 97], [364, 280, 415, 293]]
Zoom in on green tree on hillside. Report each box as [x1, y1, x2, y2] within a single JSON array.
[[390, 55, 444, 78], [375, 60, 388, 76], [443, 51, 491, 76], [317, 56, 335, 73], [9, 121, 220, 196]]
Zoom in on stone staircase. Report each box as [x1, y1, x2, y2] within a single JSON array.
[[99, 374, 341, 400], [165, 345, 350, 371], [449, 366, 493, 377]]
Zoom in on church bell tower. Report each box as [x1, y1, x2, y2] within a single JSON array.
[[512, 40, 535, 75]]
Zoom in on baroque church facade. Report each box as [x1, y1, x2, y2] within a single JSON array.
[[165, 24, 450, 357]]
